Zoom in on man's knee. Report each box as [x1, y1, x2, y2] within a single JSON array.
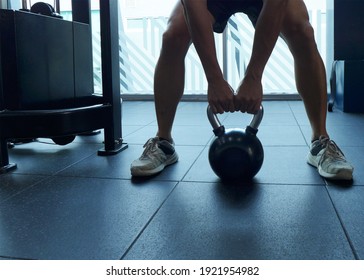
[[283, 21, 315, 43], [161, 24, 191, 53], [282, 21, 318, 53]]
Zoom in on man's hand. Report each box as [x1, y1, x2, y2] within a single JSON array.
[[207, 79, 235, 114], [234, 75, 263, 114]]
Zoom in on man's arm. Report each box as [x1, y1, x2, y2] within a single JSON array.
[[182, 0, 220, 81], [235, 0, 288, 113], [246, 0, 288, 81], [182, 0, 235, 113]]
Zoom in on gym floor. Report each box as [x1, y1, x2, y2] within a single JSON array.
[[1, 100, 364, 260]]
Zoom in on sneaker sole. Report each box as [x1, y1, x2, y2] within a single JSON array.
[[307, 153, 353, 180], [131, 153, 179, 177], [318, 166, 353, 181]]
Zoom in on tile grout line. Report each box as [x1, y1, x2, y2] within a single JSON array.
[[288, 101, 310, 148], [0, 175, 54, 207], [179, 139, 213, 183], [324, 185, 360, 260], [119, 181, 180, 260]]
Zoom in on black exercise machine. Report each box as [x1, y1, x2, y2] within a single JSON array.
[[0, 0, 128, 173]]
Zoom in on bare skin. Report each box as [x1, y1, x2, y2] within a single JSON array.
[[155, 0, 329, 142]]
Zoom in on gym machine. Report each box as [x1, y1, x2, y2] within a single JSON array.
[[329, 0, 364, 113], [0, 0, 128, 173]]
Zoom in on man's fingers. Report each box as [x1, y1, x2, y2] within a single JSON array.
[[227, 101, 235, 113], [210, 103, 224, 114]]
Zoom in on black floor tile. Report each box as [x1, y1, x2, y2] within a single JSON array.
[[259, 125, 307, 146], [0, 174, 48, 204], [182, 147, 218, 183], [8, 140, 102, 175], [56, 143, 145, 180], [326, 111, 364, 128], [122, 101, 157, 124], [323, 126, 364, 147], [0, 177, 176, 260], [293, 113, 311, 127], [1, 100, 363, 260], [175, 103, 211, 126], [328, 186, 364, 259], [0, 256, 22, 260], [123, 182, 354, 260], [122, 125, 150, 138], [124, 125, 214, 146], [263, 101, 293, 114], [299, 124, 363, 149], [288, 100, 307, 114], [258, 146, 325, 185], [58, 144, 205, 182]]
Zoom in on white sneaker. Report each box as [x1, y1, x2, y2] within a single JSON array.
[[307, 136, 354, 180], [130, 137, 178, 176]]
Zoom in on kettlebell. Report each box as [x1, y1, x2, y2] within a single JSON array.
[[207, 105, 264, 182], [30, 2, 63, 19]]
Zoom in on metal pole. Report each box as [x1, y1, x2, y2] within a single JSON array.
[[0, 0, 7, 9], [54, 0, 60, 14], [22, 0, 28, 9], [71, 0, 91, 24], [222, 27, 228, 80], [98, 0, 127, 155]]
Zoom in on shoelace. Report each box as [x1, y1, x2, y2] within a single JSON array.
[[140, 137, 159, 159], [319, 137, 346, 163]]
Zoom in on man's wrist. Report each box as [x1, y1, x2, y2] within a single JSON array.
[[244, 68, 263, 81]]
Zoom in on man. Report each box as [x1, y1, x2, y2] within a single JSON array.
[[130, 0, 354, 180]]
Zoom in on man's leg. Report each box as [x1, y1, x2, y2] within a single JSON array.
[[279, 0, 353, 180], [130, 2, 191, 176], [154, 2, 192, 142], [279, 0, 328, 142]]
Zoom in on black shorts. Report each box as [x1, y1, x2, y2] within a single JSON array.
[[207, 0, 263, 33]]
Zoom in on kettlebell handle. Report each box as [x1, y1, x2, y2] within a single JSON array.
[[207, 105, 264, 136]]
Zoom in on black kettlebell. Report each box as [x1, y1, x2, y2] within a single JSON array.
[[30, 2, 63, 18], [207, 105, 264, 182]]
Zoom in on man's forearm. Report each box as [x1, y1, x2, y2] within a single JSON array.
[[182, 0, 223, 82], [245, 0, 288, 80]]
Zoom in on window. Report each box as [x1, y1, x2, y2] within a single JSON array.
[[7, 0, 333, 97], [113, 0, 332, 96]]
